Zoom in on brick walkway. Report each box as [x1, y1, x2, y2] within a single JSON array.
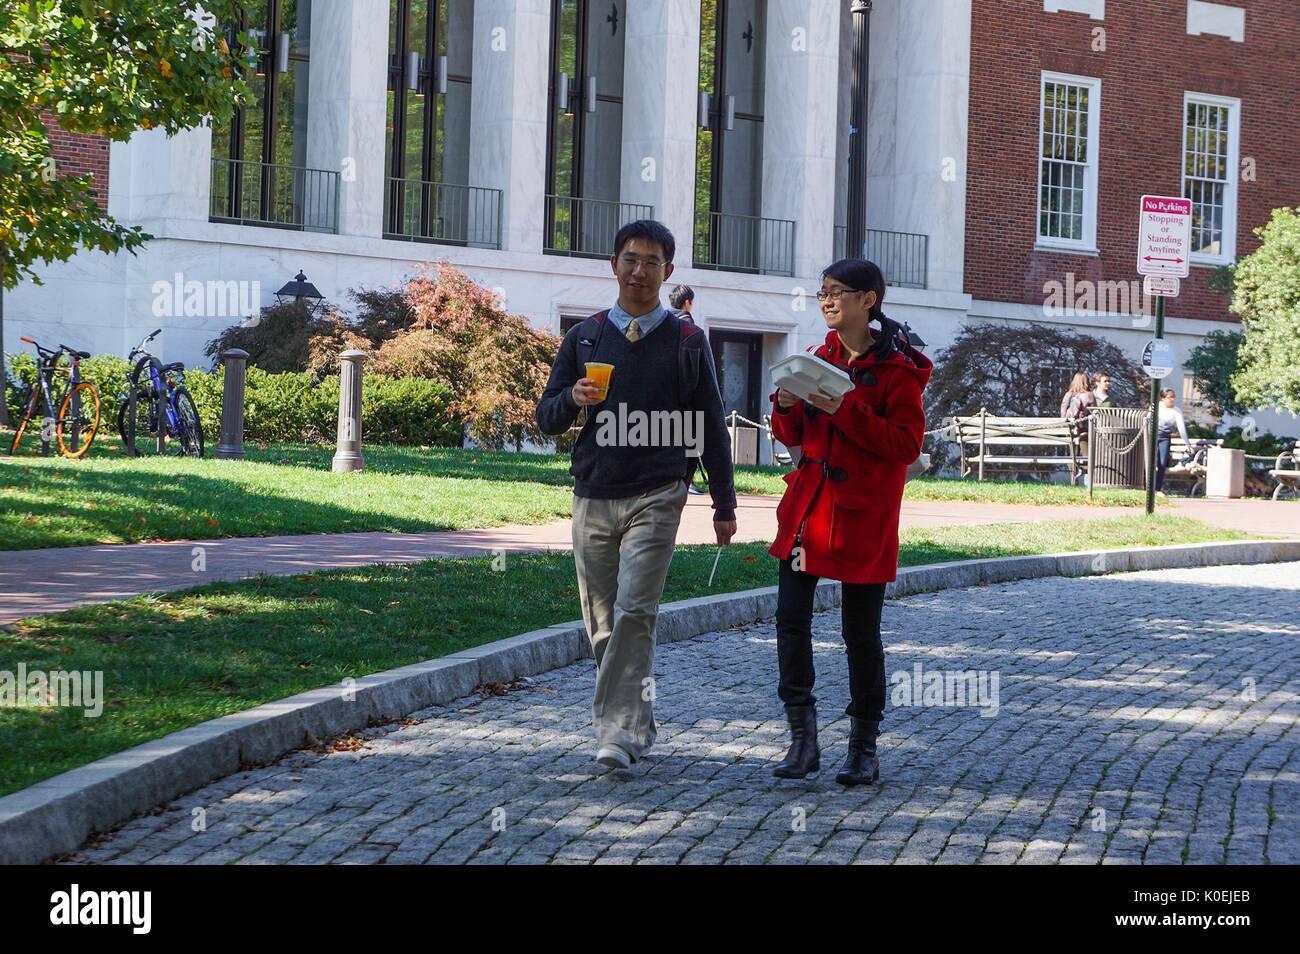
[[61, 561, 1300, 865]]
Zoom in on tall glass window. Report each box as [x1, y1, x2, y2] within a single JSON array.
[[384, 0, 477, 241], [1036, 73, 1100, 251], [211, 1, 313, 227], [694, 0, 766, 267], [1183, 95, 1239, 263], [545, 0, 629, 256]]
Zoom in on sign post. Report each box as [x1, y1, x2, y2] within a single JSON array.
[[1136, 195, 1192, 514]]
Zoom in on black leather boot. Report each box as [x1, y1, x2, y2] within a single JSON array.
[[773, 704, 820, 778], [836, 717, 880, 786]]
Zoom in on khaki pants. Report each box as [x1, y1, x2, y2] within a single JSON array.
[[572, 479, 689, 760]]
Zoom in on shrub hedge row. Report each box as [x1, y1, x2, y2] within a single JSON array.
[[5, 353, 463, 447]]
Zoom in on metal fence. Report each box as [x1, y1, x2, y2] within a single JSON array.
[[832, 226, 929, 289], [694, 210, 795, 277], [209, 157, 339, 233], [383, 179, 503, 249], [545, 196, 653, 258]]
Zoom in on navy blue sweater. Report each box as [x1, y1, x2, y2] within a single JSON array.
[[535, 312, 737, 521]]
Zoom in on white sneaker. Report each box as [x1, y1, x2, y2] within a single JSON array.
[[596, 744, 632, 769]]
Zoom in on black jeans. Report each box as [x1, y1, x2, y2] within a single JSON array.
[[775, 557, 887, 723], [1155, 436, 1172, 491]]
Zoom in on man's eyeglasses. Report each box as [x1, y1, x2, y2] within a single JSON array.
[[617, 254, 667, 271], [815, 287, 863, 302]]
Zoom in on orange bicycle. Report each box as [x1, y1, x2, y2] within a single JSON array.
[[8, 337, 101, 458]]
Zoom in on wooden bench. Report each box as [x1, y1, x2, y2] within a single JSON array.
[[1268, 442, 1300, 501], [947, 411, 1087, 483]]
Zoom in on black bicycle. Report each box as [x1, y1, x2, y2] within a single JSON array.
[[116, 329, 205, 457], [8, 337, 101, 458]]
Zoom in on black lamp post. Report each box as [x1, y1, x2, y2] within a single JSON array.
[[274, 269, 325, 316], [845, 0, 872, 258]]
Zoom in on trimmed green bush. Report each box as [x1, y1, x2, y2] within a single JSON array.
[[184, 367, 463, 446], [7, 352, 463, 448]]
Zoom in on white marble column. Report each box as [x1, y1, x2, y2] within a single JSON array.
[[108, 125, 212, 224], [760, 0, 840, 280], [620, 0, 700, 262], [865, 0, 970, 292], [305, 0, 388, 238], [469, 0, 550, 253]]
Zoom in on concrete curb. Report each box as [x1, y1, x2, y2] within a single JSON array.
[[3, 538, 1298, 864]]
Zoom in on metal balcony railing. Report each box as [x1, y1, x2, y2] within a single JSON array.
[[545, 196, 653, 258], [694, 210, 795, 277], [209, 157, 339, 233], [384, 178, 503, 249], [832, 226, 929, 289]]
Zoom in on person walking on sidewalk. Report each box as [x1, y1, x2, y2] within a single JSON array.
[[767, 258, 931, 785], [535, 219, 738, 771]]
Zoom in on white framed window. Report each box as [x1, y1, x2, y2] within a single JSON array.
[[1036, 72, 1101, 252], [1182, 92, 1240, 265]]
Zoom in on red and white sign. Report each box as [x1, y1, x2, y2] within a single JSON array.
[[1137, 195, 1192, 278], [1143, 275, 1181, 297]]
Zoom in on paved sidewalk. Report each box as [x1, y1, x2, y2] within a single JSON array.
[[5, 493, 1296, 624], [61, 561, 1300, 865]]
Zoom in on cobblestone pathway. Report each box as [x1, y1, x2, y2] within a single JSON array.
[[62, 562, 1300, 865]]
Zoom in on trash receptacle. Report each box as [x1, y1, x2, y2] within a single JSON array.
[[1206, 446, 1245, 498], [1089, 407, 1149, 490]]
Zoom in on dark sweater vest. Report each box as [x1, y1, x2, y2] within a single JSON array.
[[570, 318, 689, 499]]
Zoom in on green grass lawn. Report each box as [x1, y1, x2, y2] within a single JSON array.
[[1, 436, 1151, 551], [0, 515, 1247, 796]]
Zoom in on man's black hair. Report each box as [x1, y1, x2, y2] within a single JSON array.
[[613, 219, 675, 263], [668, 284, 695, 309]]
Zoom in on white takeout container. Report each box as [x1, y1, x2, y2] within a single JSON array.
[[770, 353, 854, 402]]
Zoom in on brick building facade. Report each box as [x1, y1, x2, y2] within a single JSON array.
[[966, 0, 1299, 324]]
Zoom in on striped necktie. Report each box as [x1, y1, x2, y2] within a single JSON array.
[[625, 318, 642, 342]]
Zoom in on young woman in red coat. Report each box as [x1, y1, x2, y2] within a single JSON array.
[[768, 258, 932, 785]]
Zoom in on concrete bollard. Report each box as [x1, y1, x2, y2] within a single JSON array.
[[332, 349, 367, 473], [215, 348, 249, 460]]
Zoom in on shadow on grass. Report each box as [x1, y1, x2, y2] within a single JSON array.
[[0, 458, 573, 550]]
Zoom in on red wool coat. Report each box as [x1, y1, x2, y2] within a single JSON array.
[[768, 330, 932, 584]]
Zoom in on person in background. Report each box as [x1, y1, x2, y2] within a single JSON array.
[[669, 284, 696, 323], [1093, 372, 1113, 409], [1155, 387, 1190, 494], [1060, 371, 1094, 420], [670, 284, 710, 494]]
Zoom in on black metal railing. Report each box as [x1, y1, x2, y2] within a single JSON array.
[[384, 179, 503, 249], [209, 157, 339, 233], [545, 196, 653, 258], [694, 210, 795, 277], [832, 226, 929, 289]]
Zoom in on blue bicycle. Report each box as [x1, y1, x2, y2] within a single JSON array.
[[115, 329, 205, 457]]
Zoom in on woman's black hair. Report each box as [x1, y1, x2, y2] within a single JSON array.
[[822, 258, 905, 358]]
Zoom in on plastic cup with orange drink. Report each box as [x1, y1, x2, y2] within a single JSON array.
[[584, 362, 614, 401]]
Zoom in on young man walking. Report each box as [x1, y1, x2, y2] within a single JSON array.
[[536, 220, 737, 770]]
